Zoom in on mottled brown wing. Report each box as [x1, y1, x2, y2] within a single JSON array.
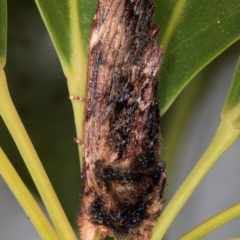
[[79, 0, 166, 240]]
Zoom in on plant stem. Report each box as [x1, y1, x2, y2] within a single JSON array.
[[179, 202, 240, 240], [0, 69, 77, 240], [0, 148, 60, 240], [151, 118, 240, 240]]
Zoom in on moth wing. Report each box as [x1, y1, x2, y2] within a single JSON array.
[[81, 1, 164, 239], [84, 0, 163, 164]]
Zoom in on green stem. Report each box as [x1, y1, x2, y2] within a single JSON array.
[[179, 202, 240, 240], [0, 69, 77, 240], [151, 119, 240, 240], [0, 148, 60, 240], [67, 0, 88, 169]]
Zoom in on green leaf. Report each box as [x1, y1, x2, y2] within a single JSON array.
[[34, 0, 99, 167], [223, 56, 240, 113], [78, 0, 98, 54], [0, 0, 7, 68], [35, 0, 71, 64], [222, 57, 240, 129], [154, 0, 240, 115], [4, 0, 239, 238], [34, 0, 87, 75]]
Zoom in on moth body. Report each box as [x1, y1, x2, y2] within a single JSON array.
[[78, 0, 167, 239]]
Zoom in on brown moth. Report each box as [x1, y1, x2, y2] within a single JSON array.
[[78, 0, 166, 239]]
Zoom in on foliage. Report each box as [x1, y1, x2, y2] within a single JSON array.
[[0, 0, 240, 239]]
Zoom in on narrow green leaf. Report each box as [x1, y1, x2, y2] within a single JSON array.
[[154, 0, 240, 114], [78, 0, 98, 54], [0, 0, 7, 68], [34, 0, 71, 66], [223, 57, 240, 113], [34, 0, 86, 73], [222, 57, 240, 129], [34, 0, 98, 167]]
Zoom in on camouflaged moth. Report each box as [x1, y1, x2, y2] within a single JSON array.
[[77, 0, 167, 239]]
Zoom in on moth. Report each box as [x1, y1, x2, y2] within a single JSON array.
[[78, 0, 166, 239]]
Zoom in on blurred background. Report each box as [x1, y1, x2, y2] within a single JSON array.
[[0, 0, 240, 239]]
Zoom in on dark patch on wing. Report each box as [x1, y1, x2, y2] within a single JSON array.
[[89, 195, 148, 236]]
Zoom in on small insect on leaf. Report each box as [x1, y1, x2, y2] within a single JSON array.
[[78, 0, 167, 239]]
